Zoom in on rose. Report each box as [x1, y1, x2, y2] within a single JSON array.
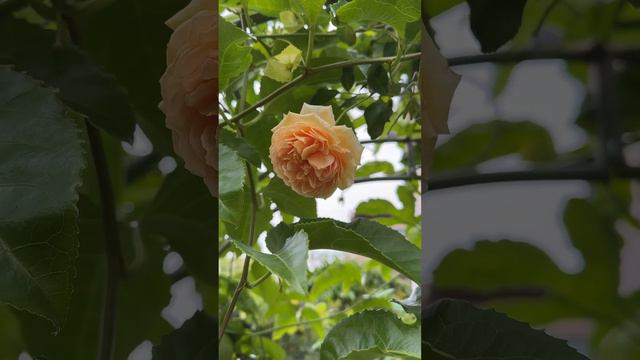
[[160, 0, 218, 196], [269, 104, 364, 199]]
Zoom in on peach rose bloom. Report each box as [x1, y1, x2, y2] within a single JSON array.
[[270, 104, 364, 199], [160, 0, 218, 196]]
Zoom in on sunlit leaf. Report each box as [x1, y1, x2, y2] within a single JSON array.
[[336, 0, 420, 39], [234, 230, 309, 294], [267, 219, 421, 283], [320, 310, 421, 359], [264, 44, 303, 83]]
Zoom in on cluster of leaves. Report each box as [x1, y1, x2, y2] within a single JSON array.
[[218, 0, 424, 358], [425, 0, 640, 359]]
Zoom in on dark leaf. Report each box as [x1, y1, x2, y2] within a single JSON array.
[[152, 311, 217, 360], [309, 89, 339, 105], [467, 0, 528, 52], [341, 66, 355, 91], [423, 300, 589, 359], [141, 168, 217, 282], [366, 63, 389, 95], [0, 66, 84, 329], [364, 100, 392, 139], [0, 18, 136, 142]]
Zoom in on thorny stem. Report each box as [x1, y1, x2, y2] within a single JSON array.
[[230, 52, 421, 124]]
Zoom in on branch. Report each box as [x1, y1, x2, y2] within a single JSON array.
[[447, 46, 640, 66], [354, 175, 420, 183], [427, 165, 640, 191], [229, 52, 421, 124]]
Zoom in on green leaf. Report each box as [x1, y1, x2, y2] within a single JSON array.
[[248, 0, 291, 17], [219, 144, 245, 196], [564, 198, 622, 299], [267, 219, 421, 283], [467, 0, 528, 52], [341, 66, 355, 91], [423, 300, 589, 359], [0, 66, 84, 329], [434, 240, 569, 292], [220, 183, 273, 243], [152, 311, 217, 360], [244, 114, 279, 169], [356, 161, 395, 177], [74, 0, 187, 153], [337, 25, 357, 46], [233, 230, 309, 294], [264, 177, 317, 218], [17, 196, 172, 360], [432, 240, 587, 325], [219, 128, 262, 167], [433, 120, 556, 172], [301, 0, 325, 25], [264, 44, 303, 83], [309, 261, 361, 301], [364, 101, 392, 139], [0, 305, 23, 359], [140, 168, 217, 282], [280, 10, 304, 33], [423, 0, 465, 17], [336, 0, 420, 39], [0, 18, 136, 142], [309, 89, 339, 105], [219, 335, 234, 360], [320, 310, 421, 359], [219, 17, 253, 89], [366, 64, 389, 95]]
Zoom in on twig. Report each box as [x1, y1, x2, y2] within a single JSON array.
[[533, 0, 561, 37], [246, 271, 272, 289]]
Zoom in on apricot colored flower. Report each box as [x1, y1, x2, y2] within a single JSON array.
[[160, 0, 218, 196], [269, 104, 364, 199]]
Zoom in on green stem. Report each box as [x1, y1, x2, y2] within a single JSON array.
[[86, 122, 124, 360], [246, 271, 271, 289], [218, 158, 259, 344], [533, 0, 561, 36], [233, 52, 421, 124], [257, 32, 335, 39], [305, 24, 315, 65]]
